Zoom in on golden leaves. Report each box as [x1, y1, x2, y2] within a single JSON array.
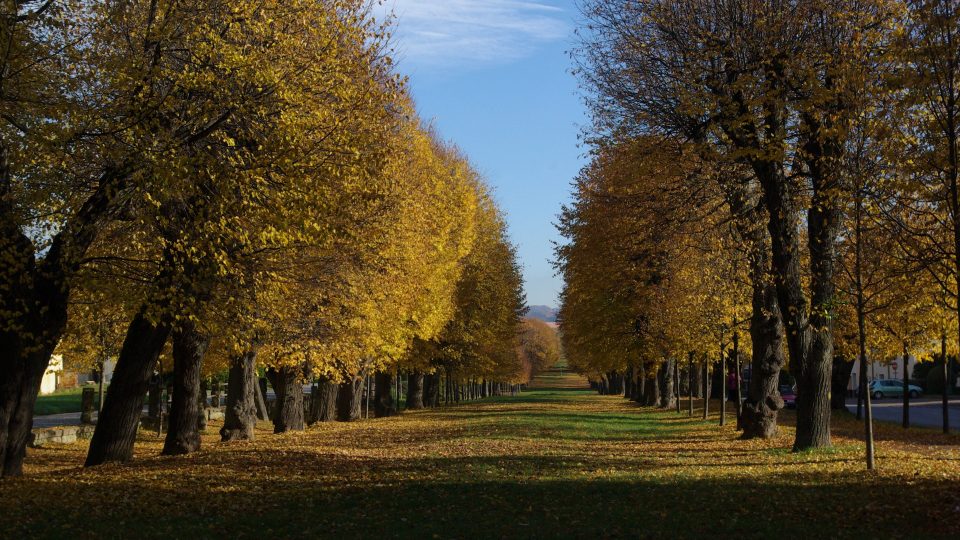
[[5, 389, 958, 537], [34, 0, 523, 384]]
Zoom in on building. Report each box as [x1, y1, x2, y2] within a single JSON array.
[[39, 355, 64, 395], [38, 355, 116, 395], [848, 353, 919, 394]]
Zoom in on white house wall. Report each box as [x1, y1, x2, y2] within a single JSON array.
[[39, 355, 64, 395]]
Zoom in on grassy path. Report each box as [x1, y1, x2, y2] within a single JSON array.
[[2, 375, 959, 538]]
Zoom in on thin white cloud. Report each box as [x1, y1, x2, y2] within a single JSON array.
[[376, 1, 568, 68]]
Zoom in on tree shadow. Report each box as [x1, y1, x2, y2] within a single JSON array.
[[5, 448, 957, 538]]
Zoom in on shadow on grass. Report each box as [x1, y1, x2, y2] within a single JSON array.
[[8, 390, 959, 538], [5, 452, 957, 539]]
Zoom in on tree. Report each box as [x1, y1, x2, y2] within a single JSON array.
[[428, 190, 526, 396], [555, 133, 754, 430], [575, 0, 896, 450], [86, 0, 401, 464], [0, 0, 137, 477], [888, 0, 960, 435], [518, 318, 562, 382]]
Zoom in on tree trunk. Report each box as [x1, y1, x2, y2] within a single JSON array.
[[162, 324, 208, 455], [831, 357, 854, 410], [425, 373, 440, 407], [902, 344, 910, 429], [374, 371, 397, 417], [719, 162, 786, 438], [197, 379, 208, 433], [0, 146, 128, 477], [741, 281, 785, 439], [635, 363, 645, 403], [623, 365, 633, 400], [800, 291, 837, 448], [221, 349, 258, 441], [266, 366, 304, 433], [691, 360, 702, 398], [643, 370, 659, 406], [659, 359, 675, 409], [674, 359, 681, 413], [309, 377, 338, 423], [942, 334, 950, 434], [734, 334, 744, 429], [336, 377, 364, 421], [0, 203, 62, 477], [86, 308, 171, 467], [702, 357, 709, 420], [719, 356, 727, 426], [748, 119, 837, 451], [255, 378, 269, 421], [422, 373, 435, 406], [633, 366, 642, 400], [772, 133, 839, 450], [0, 343, 56, 477], [407, 371, 425, 409], [148, 378, 162, 420]]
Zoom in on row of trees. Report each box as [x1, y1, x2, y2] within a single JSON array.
[[558, 0, 960, 464], [0, 1, 527, 478], [518, 318, 563, 382]]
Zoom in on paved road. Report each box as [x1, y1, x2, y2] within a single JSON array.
[[845, 397, 960, 430], [32, 411, 92, 429]]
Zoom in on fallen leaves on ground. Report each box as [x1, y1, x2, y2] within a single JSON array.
[[2, 379, 958, 539]]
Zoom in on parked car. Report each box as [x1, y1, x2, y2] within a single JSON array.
[[779, 385, 797, 409], [868, 379, 922, 399]]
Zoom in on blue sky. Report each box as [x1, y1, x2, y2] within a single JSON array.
[[375, 0, 587, 308]]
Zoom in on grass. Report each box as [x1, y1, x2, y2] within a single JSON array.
[[2, 372, 959, 538], [33, 387, 97, 416]]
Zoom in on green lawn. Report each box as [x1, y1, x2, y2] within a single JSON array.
[[4, 381, 959, 538], [33, 387, 85, 416], [33, 386, 104, 416]]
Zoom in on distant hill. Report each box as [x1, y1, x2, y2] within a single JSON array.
[[525, 305, 559, 323]]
